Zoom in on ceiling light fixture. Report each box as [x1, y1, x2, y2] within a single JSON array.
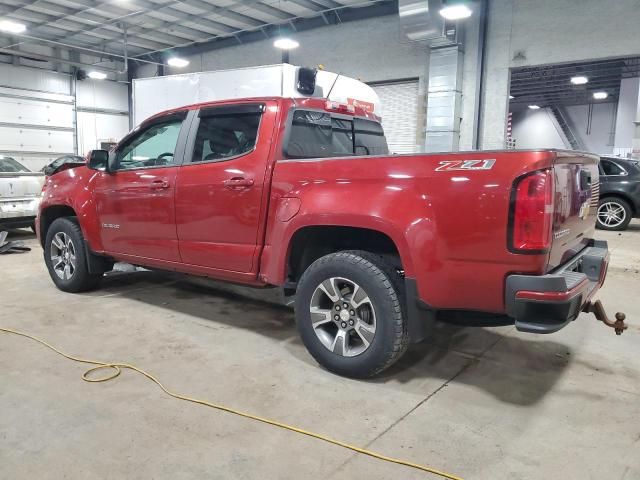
[[0, 20, 26, 33], [509, 95, 515, 99], [439, 4, 473, 20], [528, 105, 541, 110], [570, 76, 589, 85], [593, 91, 608, 100], [167, 57, 189, 68], [88, 71, 107, 80], [273, 37, 299, 50]]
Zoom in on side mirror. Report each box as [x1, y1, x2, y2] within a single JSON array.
[[87, 150, 109, 171]]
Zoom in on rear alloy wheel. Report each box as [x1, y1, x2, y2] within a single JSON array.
[[310, 277, 377, 358], [596, 197, 632, 231], [44, 217, 103, 292], [295, 251, 408, 378]]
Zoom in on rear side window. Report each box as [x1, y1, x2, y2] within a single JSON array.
[[192, 112, 261, 163], [286, 110, 389, 158], [600, 159, 626, 176]]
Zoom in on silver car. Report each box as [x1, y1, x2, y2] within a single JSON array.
[[0, 156, 45, 230]]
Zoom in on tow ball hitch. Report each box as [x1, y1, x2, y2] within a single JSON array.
[[583, 300, 628, 335]]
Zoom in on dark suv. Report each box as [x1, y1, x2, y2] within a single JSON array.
[[597, 156, 640, 230]]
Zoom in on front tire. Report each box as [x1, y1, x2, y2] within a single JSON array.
[[596, 196, 632, 231], [295, 251, 408, 378], [44, 217, 103, 292]]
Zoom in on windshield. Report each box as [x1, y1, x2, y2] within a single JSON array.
[[0, 157, 30, 173], [286, 110, 389, 159]]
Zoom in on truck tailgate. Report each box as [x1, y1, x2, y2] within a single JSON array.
[[548, 151, 600, 270]]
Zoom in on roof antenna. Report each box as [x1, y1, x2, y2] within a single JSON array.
[[325, 72, 341, 100]]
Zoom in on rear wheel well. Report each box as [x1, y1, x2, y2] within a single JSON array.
[[286, 226, 402, 290], [39, 205, 77, 247], [600, 193, 636, 216]]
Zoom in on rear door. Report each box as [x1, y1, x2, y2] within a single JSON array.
[[92, 111, 192, 261], [175, 102, 276, 273], [548, 152, 600, 269]]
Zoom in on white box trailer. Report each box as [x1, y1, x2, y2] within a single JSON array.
[[132, 64, 381, 126]]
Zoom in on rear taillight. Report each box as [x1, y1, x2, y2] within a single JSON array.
[[509, 169, 554, 253]]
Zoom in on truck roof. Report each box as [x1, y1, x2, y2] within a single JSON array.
[[142, 96, 381, 125]]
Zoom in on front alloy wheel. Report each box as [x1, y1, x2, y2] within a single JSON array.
[[44, 217, 103, 292], [50, 232, 77, 280], [310, 277, 377, 357]]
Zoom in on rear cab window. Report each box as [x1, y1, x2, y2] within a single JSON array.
[[285, 109, 388, 159]]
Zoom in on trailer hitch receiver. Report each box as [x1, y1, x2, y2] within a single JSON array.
[[583, 300, 628, 335]]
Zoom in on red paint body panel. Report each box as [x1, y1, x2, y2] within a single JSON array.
[[174, 101, 279, 274], [93, 167, 181, 261], [38, 96, 602, 317]]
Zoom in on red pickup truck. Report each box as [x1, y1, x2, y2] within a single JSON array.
[[37, 96, 617, 377]]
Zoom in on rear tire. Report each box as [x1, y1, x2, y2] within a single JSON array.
[[44, 217, 103, 292], [295, 251, 409, 378], [596, 196, 632, 231]]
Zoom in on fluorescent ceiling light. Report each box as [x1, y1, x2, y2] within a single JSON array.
[[167, 57, 189, 68], [273, 37, 299, 50], [0, 20, 26, 33], [528, 105, 541, 110], [88, 71, 107, 80], [593, 91, 608, 100], [439, 4, 473, 20], [570, 76, 589, 85]]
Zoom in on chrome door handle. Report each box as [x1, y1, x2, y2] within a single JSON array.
[[150, 179, 170, 189], [224, 177, 254, 189]]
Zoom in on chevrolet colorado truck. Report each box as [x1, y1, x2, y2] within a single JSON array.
[[37, 96, 622, 378]]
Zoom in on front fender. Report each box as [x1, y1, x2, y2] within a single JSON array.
[[39, 167, 104, 252]]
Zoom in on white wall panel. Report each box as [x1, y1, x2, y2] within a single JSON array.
[[0, 126, 74, 154], [0, 64, 70, 94], [0, 86, 73, 103], [77, 112, 129, 155], [76, 80, 129, 111], [0, 96, 74, 128]]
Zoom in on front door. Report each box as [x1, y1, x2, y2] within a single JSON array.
[[175, 103, 276, 273], [93, 113, 190, 262]]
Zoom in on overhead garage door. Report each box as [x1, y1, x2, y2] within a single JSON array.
[[371, 80, 420, 154], [0, 66, 75, 172]]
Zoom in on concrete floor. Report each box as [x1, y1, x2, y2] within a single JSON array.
[[1, 222, 639, 480]]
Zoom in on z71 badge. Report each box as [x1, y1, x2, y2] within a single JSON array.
[[435, 159, 496, 172]]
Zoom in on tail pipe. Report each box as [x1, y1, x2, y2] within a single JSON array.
[[583, 300, 628, 335]]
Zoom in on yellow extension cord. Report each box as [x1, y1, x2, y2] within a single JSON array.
[[0, 327, 463, 480]]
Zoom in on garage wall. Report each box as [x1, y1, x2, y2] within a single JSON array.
[[76, 80, 130, 156], [136, 15, 428, 83], [614, 77, 640, 153], [511, 109, 565, 150], [464, 0, 640, 150], [134, 15, 429, 150], [511, 103, 617, 154], [0, 64, 129, 170], [0, 64, 74, 171]]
